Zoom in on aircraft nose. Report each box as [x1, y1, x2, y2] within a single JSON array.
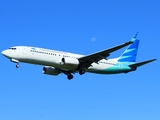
[[1, 50, 5, 55], [1, 50, 8, 57]]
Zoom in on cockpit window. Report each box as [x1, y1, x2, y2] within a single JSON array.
[[9, 48, 16, 50]]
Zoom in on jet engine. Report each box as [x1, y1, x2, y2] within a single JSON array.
[[42, 66, 60, 76], [61, 58, 79, 66]]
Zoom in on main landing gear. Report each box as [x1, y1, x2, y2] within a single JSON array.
[[67, 70, 86, 80], [79, 70, 85, 75], [67, 74, 73, 80]]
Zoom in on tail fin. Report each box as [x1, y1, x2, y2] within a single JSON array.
[[118, 32, 139, 62]]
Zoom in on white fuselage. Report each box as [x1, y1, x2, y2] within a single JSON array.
[[2, 46, 123, 74]]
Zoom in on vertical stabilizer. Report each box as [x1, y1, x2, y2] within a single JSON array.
[[118, 33, 139, 62]]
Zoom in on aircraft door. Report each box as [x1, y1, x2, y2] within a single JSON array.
[[22, 47, 28, 59], [22, 48, 27, 55], [119, 62, 122, 70]]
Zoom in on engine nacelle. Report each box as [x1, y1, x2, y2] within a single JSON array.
[[61, 58, 79, 66], [42, 66, 60, 76]]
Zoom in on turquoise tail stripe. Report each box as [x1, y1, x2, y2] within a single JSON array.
[[118, 39, 139, 62]]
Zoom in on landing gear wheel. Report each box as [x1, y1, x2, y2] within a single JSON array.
[[79, 70, 85, 75], [16, 64, 19, 68], [67, 74, 73, 80]]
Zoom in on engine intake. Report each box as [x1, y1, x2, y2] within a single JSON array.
[[43, 66, 60, 76]]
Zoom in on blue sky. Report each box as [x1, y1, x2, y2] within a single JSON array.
[[0, 0, 159, 120]]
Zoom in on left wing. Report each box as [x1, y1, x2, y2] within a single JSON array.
[[78, 38, 136, 69]]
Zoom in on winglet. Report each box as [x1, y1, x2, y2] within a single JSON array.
[[130, 32, 138, 43], [133, 32, 138, 38]]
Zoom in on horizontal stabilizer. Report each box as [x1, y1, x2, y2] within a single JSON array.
[[129, 59, 157, 68]]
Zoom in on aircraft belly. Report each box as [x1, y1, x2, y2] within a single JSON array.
[[87, 63, 114, 74], [20, 55, 78, 71], [87, 63, 132, 74]]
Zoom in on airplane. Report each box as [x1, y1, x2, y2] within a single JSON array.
[[1, 33, 157, 80]]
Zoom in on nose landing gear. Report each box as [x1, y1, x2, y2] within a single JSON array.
[[10, 59, 20, 68], [16, 63, 20, 68]]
